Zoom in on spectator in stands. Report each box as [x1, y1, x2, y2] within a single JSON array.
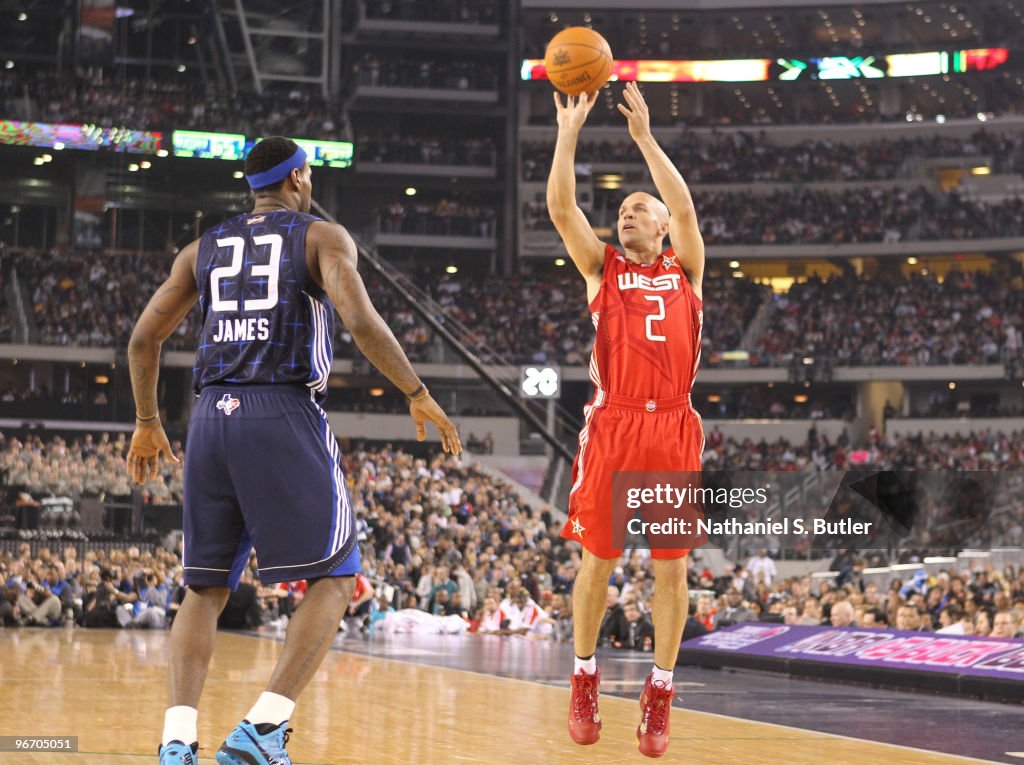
[[829, 600, 855, 628], [115, 568, 167, 629], [598, 586, 625, 641], [345, 573, 376, 632], [604, 600, 654, 651], [747, 549, 777, 586], [218, 572, 263, 631], [973, 609, 994, 637], [506, 587, 548, 638], [936, 604, 970, 634], [695, 594, 717, 632], [991, 610, 1021, 639], [718, 589, 757, 626], [895, 605, 929, 632], [17, 581, 62, 626], [0, 584, 19, 625], [475, 594, 507, 635]]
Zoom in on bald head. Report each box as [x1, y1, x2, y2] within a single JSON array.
[[617, 191, 670, 256], [623, 192, 668, 224]]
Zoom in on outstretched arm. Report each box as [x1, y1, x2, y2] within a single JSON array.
[[547, 91, 605, 289], [309, 221, 461, 455], [619, 82, 705, 295], [126, 242, 199, 484]]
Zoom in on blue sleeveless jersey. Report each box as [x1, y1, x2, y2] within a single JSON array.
[[192, 210, 333, 399]]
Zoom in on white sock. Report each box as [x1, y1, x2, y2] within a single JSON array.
[[245, 692, 296, 727], [162, 706, 198, 747], [574, 655, 597, 675], [652, 664, 674, 688]]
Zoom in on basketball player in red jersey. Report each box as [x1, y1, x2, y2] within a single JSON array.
[[548, 82, 704, 759]]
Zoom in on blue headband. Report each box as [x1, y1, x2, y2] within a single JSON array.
[[246, 146, 307, 190]]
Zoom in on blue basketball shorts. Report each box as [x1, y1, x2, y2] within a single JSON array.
[[182, 384, 361, 589]]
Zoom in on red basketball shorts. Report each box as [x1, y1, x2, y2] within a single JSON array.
[[561, 392, 704, 561]]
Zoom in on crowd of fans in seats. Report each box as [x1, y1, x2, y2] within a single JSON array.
[[362, 0, 499, 23], [685, 552, 1024, 641], [13, 247, 1024, 370], [14, 248, 199, 350], [1, 432, 182, 505], [0, 382, 127, 422], [0, 72, 348, 141], [2, 443, 1022, 643], [698, 390, 854, 420], [642, 188, 1023, 245], [753, 271, 1022, 367], [522, 16, 1013, 63], [522, 187, 1024, 244], [707, 427, 1024, 474], [377, 198, 497, 238], [358, 134, 496, 166], [700, 427, 1024, 553], [357, 54, 500, 91], [521, 130, 1024, 183]]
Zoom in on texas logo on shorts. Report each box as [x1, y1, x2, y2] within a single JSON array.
[[216, 393, 241, 416]]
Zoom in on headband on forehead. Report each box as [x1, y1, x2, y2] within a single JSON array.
[[245, 145, 307, 190]]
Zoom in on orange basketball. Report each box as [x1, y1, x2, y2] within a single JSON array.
[[544, 27, 613, 97]]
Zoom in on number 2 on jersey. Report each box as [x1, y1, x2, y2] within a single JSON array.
[[211, 234, 282, 312], [644, 295, 666, 342]]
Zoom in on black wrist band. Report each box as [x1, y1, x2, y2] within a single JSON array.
[[406, 383, 427, 401]]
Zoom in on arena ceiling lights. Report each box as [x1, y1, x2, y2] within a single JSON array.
[[521, 47, 1010, 84]]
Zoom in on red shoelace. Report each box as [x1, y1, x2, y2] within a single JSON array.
[[572, 674, 599, 721], [641, 680, 674, 734]]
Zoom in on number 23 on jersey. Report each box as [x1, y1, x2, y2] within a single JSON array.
[[210, 234, 283, 312]]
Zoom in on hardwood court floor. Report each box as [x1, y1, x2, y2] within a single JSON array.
[[0, 630, 1008, 765]]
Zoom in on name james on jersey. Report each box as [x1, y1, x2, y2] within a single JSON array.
[[211, 317, 271, 343]]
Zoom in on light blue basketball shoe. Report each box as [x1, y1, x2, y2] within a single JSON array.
[[215, 721, 292, 765], [158, 740, 198, 765]]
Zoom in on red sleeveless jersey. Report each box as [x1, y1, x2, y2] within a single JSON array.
[[588, 244, 703, 400]]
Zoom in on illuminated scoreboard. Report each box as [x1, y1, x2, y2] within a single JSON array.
[[779, 48, 1010, 80], [0, 120, 163, 152], [264, 137, 353, 169], [521, 47, 1011, 84], [172, 130, 247, 160]]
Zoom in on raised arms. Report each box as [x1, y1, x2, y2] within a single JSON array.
[[618, 82, 705, 297], [308, 220, 461, 455], [547, 91, 606, 299]]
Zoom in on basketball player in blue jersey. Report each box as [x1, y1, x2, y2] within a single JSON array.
[[126, 136, 462, 765]]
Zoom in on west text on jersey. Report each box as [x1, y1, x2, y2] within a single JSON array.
[[616, 272, 682, 292]]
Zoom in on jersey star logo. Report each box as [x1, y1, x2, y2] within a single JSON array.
[[571, 518, 586, 538], [662, 255, 678, 270]]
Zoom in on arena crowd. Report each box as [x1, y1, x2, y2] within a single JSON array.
[[2, 442, 1022, 646], [11, 247, 1024, 369], [522, 130, 1024, 184]]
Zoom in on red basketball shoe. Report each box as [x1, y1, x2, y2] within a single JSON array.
[[636, 674, 674, 758], [567, 668, 602, 745]]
